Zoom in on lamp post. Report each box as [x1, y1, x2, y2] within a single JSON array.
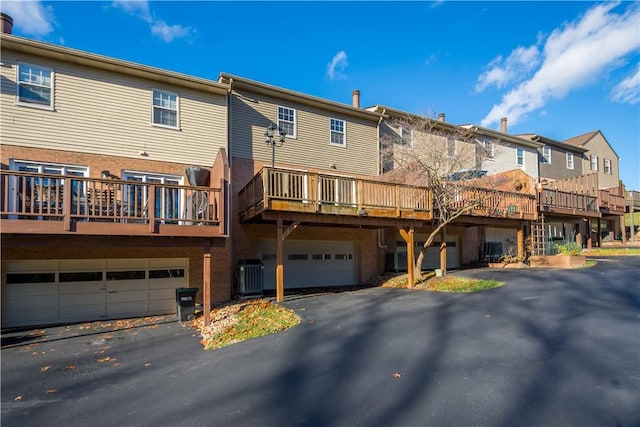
[[264, 123, 287, 167]]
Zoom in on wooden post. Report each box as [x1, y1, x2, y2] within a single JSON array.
[[399, 226, 415, 288], [597, 218, 602, 247], [631, 199, 636, 242], [203, 250, 211, 327], [517, 225, 524, 260], [575, 223, 582, 248], [621, 213, 627, 244], [440, 227, 447, 275], [587, 219, 593, 249], [276, 217, 284, 302]]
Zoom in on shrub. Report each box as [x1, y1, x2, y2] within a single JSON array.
[[554, 241, 582, 256]]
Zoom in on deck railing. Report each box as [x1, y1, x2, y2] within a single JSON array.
[[539, 187, 599, 215], [453, 187, 537, 220], [599, 189, 625, 214], [239, 167, 433, 221], [1, 170, 223, 236]]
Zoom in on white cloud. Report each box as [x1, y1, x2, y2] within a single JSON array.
[[112, 0, 194, 43], [327, 51, 348, 80], [475, 46, 540, 92], [611, 68, 640, 104], [1, 0, 55, 36], [479, 2, 640, 128], [112, 0, 151, 22]]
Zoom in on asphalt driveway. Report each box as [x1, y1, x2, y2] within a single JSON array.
[[2, 256, 639, 427]]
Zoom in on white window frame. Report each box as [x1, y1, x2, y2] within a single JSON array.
[[566, 152, 574, 170], [516, 147, 524, 168], [152, 89, 179, 129], [122, 171, 184, 222], [446, 137, 457, 157], [329, 118, 346, 147], [277, 106, 296, 138], [16, 62, 54, 109], [604, 159, 611, 174], [484, 140, 495, 159], [542, 146, 551, 164], [590, 155, 598, 171], [400, 126, 412, 147]]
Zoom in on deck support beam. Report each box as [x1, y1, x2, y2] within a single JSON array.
[[399, 226, 415, 288], [276, 218, 300, 302], [517, 225, 524, 260], [440, 227, 447, 275], [203, 247, 211, 326]]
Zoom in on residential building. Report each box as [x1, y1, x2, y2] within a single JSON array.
[[1, 31, 230, 328]]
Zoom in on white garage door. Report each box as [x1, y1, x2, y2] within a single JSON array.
[[2, 258, 188, 328], [393, 233, 459, 270], [257, 239, 357, 289]]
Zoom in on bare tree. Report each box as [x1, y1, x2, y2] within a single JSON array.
[[380, 113, 508, 278]]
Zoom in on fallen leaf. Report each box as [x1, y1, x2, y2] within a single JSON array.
[[485, 315, 491, 318], [97, 357, 111, 363], [41, 366, 52, 372], [112, 362, 121, 367], [144, 362, 152, 367], [14, 395, 23, 401], [64, 365, 75, 370], [393, 372, 402, 378], [46, 389, 57, 394]]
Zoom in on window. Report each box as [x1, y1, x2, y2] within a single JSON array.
[[604, 159, 611, 174], [122, 171, 183, 222], [400, 127, 412, 146], [516, 147, 524, 167], [287, 254, 308, 261], [446, 137, 456, 157], [152, 89, 178, 128], [10, 160, 88, 213], [542, 146, 551, 164], [590, 155, 598, 171], [330, 118, 345, 146], [484, 140, 495, 159], [335, 254, 353, 260], [17, 62, 53, 108], [566, 152, 574, 170], [277, 106, 296, 138], [312, 254, 331, 260]]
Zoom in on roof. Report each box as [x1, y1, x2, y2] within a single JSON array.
[[1, 33, 229, 95], [563, 130, 600, 148], [366, 105, 463, 133], [563, 130, 619, 159], [516, 133, 588, 153], [458, 124, 544, 149], [219, 73, 382, 122]]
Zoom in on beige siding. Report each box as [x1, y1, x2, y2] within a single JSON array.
[[485, 142, 539, 180], [229, 90, 379, 176], [581, 135, 619, 189], [1, 51, 227, 167]]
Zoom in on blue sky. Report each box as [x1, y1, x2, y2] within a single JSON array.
[[3, 1, 639, 189]]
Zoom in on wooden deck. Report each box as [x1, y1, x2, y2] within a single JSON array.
[[239, 167, 538, 225], [599, 189, 625, 215], [538, 187, 600, 218], [1, 170, 225, 237]]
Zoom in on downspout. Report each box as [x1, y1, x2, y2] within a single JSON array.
[[377, 108, 388, 249]]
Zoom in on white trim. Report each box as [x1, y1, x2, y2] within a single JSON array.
[[590, 154, 598, 171], [566, 152, 574, 170], [604, 158, 611, 174], [277, 105, 296, 138], [151, 89, 180, 130], [516, 147, 525, 168], [329, 117, 346, 148], [542, 146, 551, 164], [15, 62, 54, 110]]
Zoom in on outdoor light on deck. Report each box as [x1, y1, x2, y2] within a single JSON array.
[[265, 123, 286, 167]]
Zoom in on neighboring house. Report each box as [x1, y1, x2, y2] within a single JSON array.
[[1, 32, 231, 328], [564, 130, 620, 190], [518, 134, 587, 182], [218, 75, 402, 293], [367, 109, 539, 269]]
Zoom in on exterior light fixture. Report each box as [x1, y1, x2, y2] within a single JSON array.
[[264, 123, 287, 167]]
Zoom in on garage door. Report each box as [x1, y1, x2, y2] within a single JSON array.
[[257, 239, 357, 289], [2, 258, 188, 328], [393, 233, 459, 270], [485, 227, 518, 259]]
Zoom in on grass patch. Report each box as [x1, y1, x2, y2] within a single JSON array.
[[380, 273, 503, 293], [193, 299, 301, 350], [583, 248, 640, 256]]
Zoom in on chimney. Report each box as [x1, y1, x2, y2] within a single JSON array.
[[1, 13, 13, 34], [501, 117, 507, 133], [352, 89, 360, 108], [438, 113, 445, 122]]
